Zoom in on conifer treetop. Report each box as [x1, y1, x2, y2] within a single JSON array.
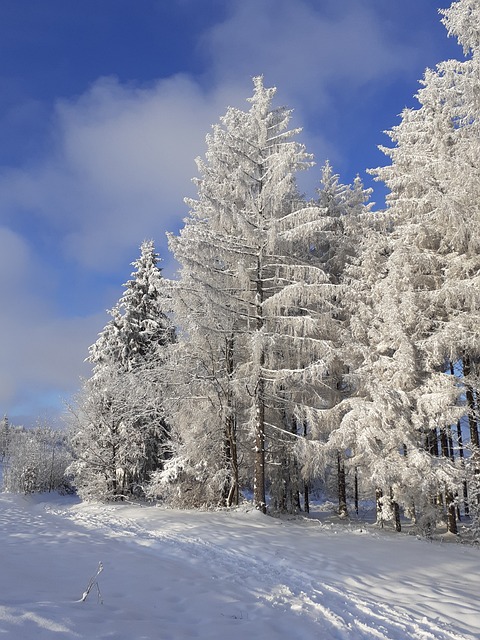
[[440, 0, 480, 56]]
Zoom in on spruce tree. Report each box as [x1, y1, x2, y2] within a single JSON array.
[[296, 161, 373, 519], [166, 78, 339, 512], [364, 0, 480, 532], [69, 241, 175, 500]]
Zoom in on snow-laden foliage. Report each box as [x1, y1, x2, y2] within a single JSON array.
[[68, 241, 175, 501], [365, 0, 480, 532], [167, 77, 350, 512], [146, 333, 241, 508], [89, 240, 175, 370], [441, 0, 480, 56], [3, 424, 72, 494], [0, 415, 10, 461]]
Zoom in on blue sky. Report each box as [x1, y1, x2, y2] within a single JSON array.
[[0, 0, 462, 426]]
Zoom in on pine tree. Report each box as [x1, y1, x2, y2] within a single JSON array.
[[89, 240, 175, 370], [322, 163, 373, 520], [69, 241, 175, 500], [361, 0, 480, 533], [296, 161, 373, 519], [439, 0, 480, 530], [166, 78, 339, 512]]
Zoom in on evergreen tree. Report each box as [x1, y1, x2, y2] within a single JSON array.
[[3, 423, 72, 495], [362, 0, 480, 532], [165, 78, 339, 512], [295, 161, 374, 519], [69, 241, 175, 500]]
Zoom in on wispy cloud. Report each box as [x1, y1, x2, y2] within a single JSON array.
[[0, 227, 101, 418], [0, 75, 232, 273], [201, 0, 422, 113]]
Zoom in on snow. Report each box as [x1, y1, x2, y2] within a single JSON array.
[[0, 492, 478, 640]]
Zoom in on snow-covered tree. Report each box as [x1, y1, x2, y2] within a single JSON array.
[[0, 415, 10, 461], [69, 241, 175, 500], [356, 0, 480, 533], [3, 424, 72, 495], [89, 240, 175, 369], [165, 78, 340, 512], [301, 161, 374, 518]]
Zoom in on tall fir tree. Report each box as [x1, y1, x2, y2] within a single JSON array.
[[69, 241, 175, 500], [304, 161, 374, 518], [362, 0, 480, 532], [165, 78, 341, 512]]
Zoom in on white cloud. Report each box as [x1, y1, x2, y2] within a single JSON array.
[[0, 74, 238, 273], [0, 71, 268, 422], [0, 227, 102, 421], [201, 0, 421, 114], [0, 74, 256, 421]]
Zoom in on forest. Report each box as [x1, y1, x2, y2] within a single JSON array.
[[2, 0, 479, 541]]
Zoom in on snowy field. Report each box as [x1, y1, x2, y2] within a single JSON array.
[[0, 492, 478, 640]]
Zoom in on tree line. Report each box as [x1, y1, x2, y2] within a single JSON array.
[[0, 416, 72, 494]]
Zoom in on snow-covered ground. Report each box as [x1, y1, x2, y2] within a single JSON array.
[[0, 492, 478, 640]]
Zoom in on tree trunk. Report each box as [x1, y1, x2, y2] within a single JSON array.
[[448, 430, 455, 461], [110, 428, 118, 498], [304, 483, 310, 514], [464, 356, 480, 449], [463, 358, 480, 510], [354, 467, 359, 515], [224, 335, 239, 507], [426, 428, 440, 456], [253, 257, 266, 513], [290, 458, 301, 514], [446, 489, 458, 535], [337, 452, 347, 517], [303, 422, 309, 513], [440, 428, 450, 459], [254, 380, 266, 512], [390, 487, 401, 532], [376, 488, 383, 525], [224, 413, 239, 507], [455, 419, 469, 516], [393, 502, 401, 532], [290, 418, 301, 513]]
